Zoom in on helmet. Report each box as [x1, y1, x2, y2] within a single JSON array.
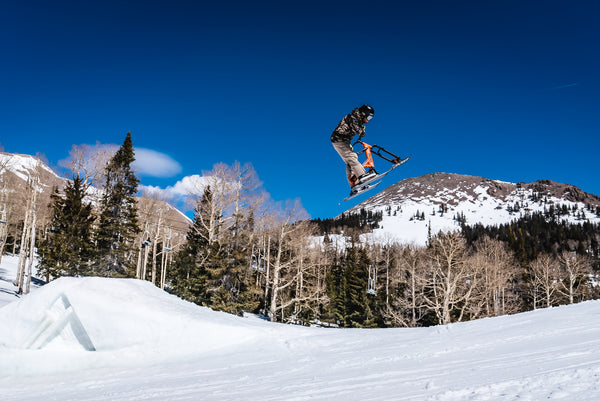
[[358, 104, 374, 121]]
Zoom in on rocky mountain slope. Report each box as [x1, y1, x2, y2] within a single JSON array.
[[0, 152, 190, 237], [345, 172, 600, 246]]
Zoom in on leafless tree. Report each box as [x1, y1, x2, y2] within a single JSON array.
[[422, 231, 479, 325], [15, 175, 41, 294], [557, 251, 593, 304], [470, 236, 520, 317], [383, 244, 427, 327], [0, 154, 12, 264], [60, 142, 115, 192], [266, 199, 322, 322], [529, 253, 561, 309]]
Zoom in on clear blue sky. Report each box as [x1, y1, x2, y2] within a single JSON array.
[[1, 0, 598, 218]]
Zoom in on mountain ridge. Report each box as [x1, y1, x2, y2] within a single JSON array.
[[343, 172, 600, 246], [0, 151, 190, 238], [349, 172, 600, 212]]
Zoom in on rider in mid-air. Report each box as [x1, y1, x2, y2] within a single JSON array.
[[331, 104, 376, 192]]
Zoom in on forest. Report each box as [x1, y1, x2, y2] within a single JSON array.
[[2, 134, 600, 328]]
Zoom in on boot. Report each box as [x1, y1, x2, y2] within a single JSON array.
[[357, 171, 376, 183]]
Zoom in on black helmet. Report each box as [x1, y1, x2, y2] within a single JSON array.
[[358, 104, 374, 120]]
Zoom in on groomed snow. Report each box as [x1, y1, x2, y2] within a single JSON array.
[[1, 256, 600, 400]]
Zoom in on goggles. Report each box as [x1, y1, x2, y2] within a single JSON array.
[[365, 114, 373, 121]]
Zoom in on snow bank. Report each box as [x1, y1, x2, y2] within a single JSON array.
[[0, 276, 303, 375]]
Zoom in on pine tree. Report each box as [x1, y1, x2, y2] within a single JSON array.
[[38, 175, 95, 278], [325, 261, 345, 325], [169, 186, 217, 306], [94, 132, 140, 277], [212, 209, 260, 315], [37, 187, 65, 280], [342, 247, 375, 327]]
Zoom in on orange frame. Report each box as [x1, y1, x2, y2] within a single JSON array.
[[357, 141, 376, 171]]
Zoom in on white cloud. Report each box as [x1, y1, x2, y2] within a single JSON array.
[[139, 175, 215, 205], [169, 175, 213, 195], [133, 148, 182, 178]]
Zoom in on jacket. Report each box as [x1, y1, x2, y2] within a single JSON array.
[[331, 107, 366, 143]]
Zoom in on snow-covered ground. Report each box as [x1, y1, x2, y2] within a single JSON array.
[[1, 255, 600, 400]]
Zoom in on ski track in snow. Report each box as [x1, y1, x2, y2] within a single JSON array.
[[1, 255, 600, 400]]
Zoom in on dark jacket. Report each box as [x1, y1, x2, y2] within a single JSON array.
[[331, 107, 366, 143]]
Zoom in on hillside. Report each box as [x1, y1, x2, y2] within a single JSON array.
[[344, 172, 600, 246], [0, 151, 190, 242], [1, 254, 599, 400]]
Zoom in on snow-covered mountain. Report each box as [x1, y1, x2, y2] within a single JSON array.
[[345, 172, 600, 246], [0, 151, 190, 233], [0, 152, 67, 193]]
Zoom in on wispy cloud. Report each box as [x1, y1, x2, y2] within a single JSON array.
[[133, 148, 182, 178], [58, 144, 182, 179], [546, 82, 579, 91]]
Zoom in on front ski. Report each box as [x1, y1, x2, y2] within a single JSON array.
[[373, 154, 411, 181], [343, 181, 381, 201], [357, 154, 412, 187]]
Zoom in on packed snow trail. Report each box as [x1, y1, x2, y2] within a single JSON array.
[[1, 259, 600, 400]]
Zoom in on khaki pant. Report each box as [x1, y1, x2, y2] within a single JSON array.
[[332, 141, 366, 186]]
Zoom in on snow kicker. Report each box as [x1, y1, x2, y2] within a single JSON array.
[[21, 293, 96, 351]]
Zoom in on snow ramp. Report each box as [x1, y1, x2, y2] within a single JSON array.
[[0, 277, 275, 355], [21, 293, 96, 351]]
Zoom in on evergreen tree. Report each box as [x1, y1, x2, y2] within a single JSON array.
[[38, 175, 95, 278], [94, 132, 140, 277], [343, 247, 376, 327], [325, 259, 345, 325], [169, 186, 218, 306], [211, 209, 260, 315]]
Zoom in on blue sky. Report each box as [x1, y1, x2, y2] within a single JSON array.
[[1, 0, 598, 218]]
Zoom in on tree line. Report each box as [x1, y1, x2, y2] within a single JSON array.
[[2, 135, 600, 326]]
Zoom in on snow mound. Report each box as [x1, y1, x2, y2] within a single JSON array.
[[0, 277, 280, 367]]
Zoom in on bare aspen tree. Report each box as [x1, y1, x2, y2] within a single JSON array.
[[381, 244, 427, 327], [16, 176, 40, 294], [252, 210, 277, 314], [267, 199, 315, 322], [403, 245, 427, 326], [186, 164, 231, 248], [0, 201, 7, 265], [25, 193, 38, 294], [422, 231, 480, 325], [159, 227, 180, 289], [377, 233, 399, 306], [0, 154, 11, 264], [61, 142, 115, 193], [557, 251, 592, 304], [470, 236, 519, 317], [529, 253, 561, 309], [225, 162, 264, 234], [286, 223, 325, 323], [136, 185, 185, 284]]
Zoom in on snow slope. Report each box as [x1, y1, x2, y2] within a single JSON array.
[[0, 255, 44, 309], [1, 256, 600, 401]]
